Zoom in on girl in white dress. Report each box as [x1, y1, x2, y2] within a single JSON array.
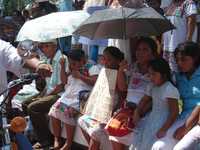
[[130, 58, 180, 150], [49, 50, 96, 150]]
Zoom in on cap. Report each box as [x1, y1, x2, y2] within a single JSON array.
[[18, 40, 39, 52], [17, 40, 39, 58], [40, 39, 57, 44]]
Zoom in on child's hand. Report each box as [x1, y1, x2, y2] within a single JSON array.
[[156, 128, 167, 138], [60, 56, 65, 67], [71, 70, 81, 79], [173, 125, 188, 140]]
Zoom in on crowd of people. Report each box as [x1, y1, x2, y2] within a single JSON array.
[[0, 0, 200, 150]]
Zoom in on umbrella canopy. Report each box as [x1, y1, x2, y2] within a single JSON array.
[[73, 7, 175, 39], [16, 10, 89, 42]]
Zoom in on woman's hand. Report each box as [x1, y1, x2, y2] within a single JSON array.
[[119, 60, 128, 72], [156, 128, 167, 138], [173, 125, 188, 140]]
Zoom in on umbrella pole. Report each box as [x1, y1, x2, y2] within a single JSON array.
[[58, 39, 64, 54], [57, 38, 70, 73], [58, 38, 67, 59], [122, 7, 128, 62], [122, 7, 127, 40]]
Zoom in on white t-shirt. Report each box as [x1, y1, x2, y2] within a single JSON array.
[[163, 0, 197, 52], [126, 64, 150, 104], [59, 65, 101, 110], [146, 81, 180, 102], [0, 39, 24, 94]]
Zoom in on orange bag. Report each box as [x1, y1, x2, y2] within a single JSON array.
[[105, 108, 135, 137]]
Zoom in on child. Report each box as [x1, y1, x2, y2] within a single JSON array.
[[173, 105, 200, 150], [78, 46, 125, 150], [48, 49, 98, 150], [131, 58, 180, 150]]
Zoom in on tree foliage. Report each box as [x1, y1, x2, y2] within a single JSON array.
[[3, 0, 32, 16]]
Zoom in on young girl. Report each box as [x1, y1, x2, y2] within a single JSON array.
[[131, 58, 180, 150], [108, 37, 158, 150], [78, 46, 125, 150], [48, 49, 98, 150]]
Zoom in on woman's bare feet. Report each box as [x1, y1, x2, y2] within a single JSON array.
[[52, 137, 61, 150], [60, 143, 71, 150]]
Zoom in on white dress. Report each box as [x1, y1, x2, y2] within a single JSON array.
[[49, 65, 100, 125], [173, 125, 200, 150], [130, 81, 180, 150]]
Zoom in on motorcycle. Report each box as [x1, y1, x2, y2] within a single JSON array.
[[0, 75, 37, 150]]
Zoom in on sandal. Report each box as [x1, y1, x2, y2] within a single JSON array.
[[32, 141, 50, 149]]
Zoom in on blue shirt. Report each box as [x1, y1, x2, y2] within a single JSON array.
[[56, 0, 73, 11], [176, 66, 200, 117], [45, 50, 63, 95]]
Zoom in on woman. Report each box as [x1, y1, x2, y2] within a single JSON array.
[[109, 37, 158, 150]]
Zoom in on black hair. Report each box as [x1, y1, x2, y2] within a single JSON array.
[[156, 0, 161, 5], [149, 58, 172, 83], [67, 49, 85, 61], [146, 0, 161, 5], [136, 37, 158, 57], [174, 42, 200, 68], [103, 46, 124, 61]]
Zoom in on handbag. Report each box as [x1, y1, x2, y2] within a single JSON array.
[[105, 108, 135, 137]]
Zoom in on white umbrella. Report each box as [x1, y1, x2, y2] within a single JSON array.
[[16, 10, 90, 42]]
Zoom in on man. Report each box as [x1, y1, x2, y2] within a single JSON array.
[[0, 38, 52, 95], [22, 40, 66, 149]]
